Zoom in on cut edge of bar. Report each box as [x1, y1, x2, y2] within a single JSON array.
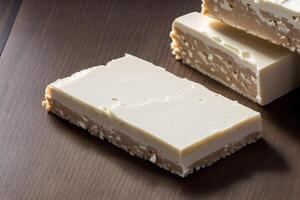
[[170, 27, 260, 104]]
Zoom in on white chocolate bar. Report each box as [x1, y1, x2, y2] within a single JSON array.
[[171, 12, 300, 105], [42, 54, 262, 177], [202, 0, 300, 53]]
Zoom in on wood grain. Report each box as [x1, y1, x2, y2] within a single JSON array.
[[0, 0, 299, 199], [0, 0, 22, 55]]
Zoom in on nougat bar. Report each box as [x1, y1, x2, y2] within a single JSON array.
[[42, 54, 262, 177], [171, 12, 300, 105]]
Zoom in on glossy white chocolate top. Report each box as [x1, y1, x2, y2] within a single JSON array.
[[260, 0, 300, 12], [50, 55, 261, 150]]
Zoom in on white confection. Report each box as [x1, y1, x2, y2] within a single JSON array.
[[47, 54, 261, 171], [173, 12, 300, 105], [233, 0, 300, 30]]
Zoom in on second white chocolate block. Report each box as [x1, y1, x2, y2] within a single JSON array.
[[171, 12, 300, 105]]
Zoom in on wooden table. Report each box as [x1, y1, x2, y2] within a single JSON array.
[[0, 0, 299, 199], [0, 0, 22, 55]]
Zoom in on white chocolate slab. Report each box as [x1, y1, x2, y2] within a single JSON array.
[[202, 0, 300, 53], [43, 54, 262, 177], [171, 12, 300, 105]]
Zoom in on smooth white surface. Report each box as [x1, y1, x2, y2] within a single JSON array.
[[51, 54, 260, 149], [250, 0, 300, 12], [48, 55, 261, 170]]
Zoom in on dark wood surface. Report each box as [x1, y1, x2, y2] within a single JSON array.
[[0, 0, 22, 55], [0, 0, 299, 199]]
